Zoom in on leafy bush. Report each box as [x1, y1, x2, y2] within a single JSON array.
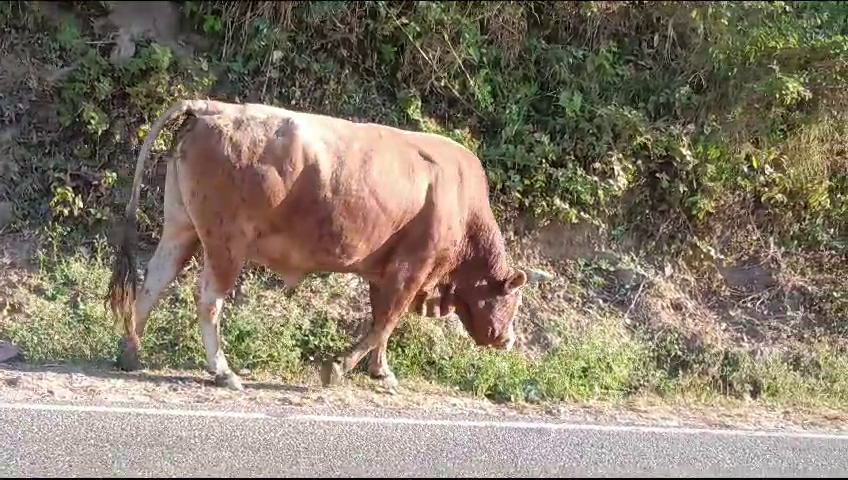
[[2, 1, 844, 257], [177, 1, 847, 253]]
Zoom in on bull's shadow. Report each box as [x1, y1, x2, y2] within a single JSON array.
[[0, 358, 311, 394]]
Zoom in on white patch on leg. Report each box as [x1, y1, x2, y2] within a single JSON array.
[[197, 279, 231, 376], [200, 316, 230, 375], [134, 236, 191, 335]]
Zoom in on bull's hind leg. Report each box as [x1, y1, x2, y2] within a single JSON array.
[[117, 160, 199, 371], [195, 241, 246, 391]]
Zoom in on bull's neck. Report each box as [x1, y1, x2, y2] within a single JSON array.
[[456, 212, 511, 283]]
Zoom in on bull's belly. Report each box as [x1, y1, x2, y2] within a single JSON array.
[[246, 233, 370, 281]]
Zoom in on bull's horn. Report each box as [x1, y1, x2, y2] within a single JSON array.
[[520, 267, 555, 283]]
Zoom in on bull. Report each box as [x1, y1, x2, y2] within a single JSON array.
[[106, 99, 552, 391]]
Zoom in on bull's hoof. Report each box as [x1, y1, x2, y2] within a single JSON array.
[[115, 351, 142, 372], [115, 339, 142, 372], [215, 371, 244, 391], [320, 359, 344, 387], [370, 370, 399, 390]]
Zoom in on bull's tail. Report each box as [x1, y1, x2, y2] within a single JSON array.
[[105, 99, 244, 346]]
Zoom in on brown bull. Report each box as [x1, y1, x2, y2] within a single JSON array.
[[107, 99, 552, 391]]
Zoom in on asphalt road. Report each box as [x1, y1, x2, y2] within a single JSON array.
[[1, 401, 847, 477]]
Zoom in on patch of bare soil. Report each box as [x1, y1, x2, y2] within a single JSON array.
[[99, 1, 191, 64], [1, 362, 847, 433], [0, 232, 38, 318], [105, 1, 181, 45], [508, 214, 848, 357]]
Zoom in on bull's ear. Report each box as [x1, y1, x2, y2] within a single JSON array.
[[504, 269, 528, 295], [519, 267, 555, 284]]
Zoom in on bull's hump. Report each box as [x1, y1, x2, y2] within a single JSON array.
[[367, 123, 475, 156]]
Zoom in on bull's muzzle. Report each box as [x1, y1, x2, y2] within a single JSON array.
[[492, 324, 516, 351]]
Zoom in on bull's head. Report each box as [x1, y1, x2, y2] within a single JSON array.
[[420, 267, 553, 350]]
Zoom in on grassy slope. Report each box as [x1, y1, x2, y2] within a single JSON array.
[[0, 1, 846, 410]]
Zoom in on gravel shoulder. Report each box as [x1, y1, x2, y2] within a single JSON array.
[[1, 361, 847, 435]]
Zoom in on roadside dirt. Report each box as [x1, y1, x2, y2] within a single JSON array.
[[1, 361, 847, 433]]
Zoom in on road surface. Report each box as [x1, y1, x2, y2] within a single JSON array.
[[0, 400, 847, 477]]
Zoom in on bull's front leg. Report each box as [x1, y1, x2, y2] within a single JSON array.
[[365, 282, 405, 389], [321, 279, 423, 389], [362, 283, 454, 389]]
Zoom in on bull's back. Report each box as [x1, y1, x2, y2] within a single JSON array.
[[275, 115, 469, 272], [177, 111, 469, 275]]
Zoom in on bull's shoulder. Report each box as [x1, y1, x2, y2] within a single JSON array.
[[396, 129, 489, 191]]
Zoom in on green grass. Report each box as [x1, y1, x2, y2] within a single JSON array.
[[4, 240, 848, 409], [1, 0, 847, 412]]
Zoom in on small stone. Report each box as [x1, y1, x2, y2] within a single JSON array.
[[0, 341, 19, 363], [47, 387, 73, 400]]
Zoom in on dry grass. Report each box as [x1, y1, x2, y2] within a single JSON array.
[[782, 114, 848, 187]]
